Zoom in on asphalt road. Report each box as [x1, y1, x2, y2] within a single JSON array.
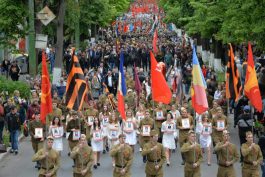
[[0, 114, 246, 177]]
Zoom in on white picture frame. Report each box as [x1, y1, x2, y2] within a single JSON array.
[[51, 127, 60, 138], [35, 128, 43, 138], [93, 130, 102, 141], [142, 125, 151, 136], [202, 125, 211, 135], [125, 121, 134, 132], [156, 111, 164, 120], [87, 116, 94, 126], [166, 123, 174, 132], [182, 118, 190, 129], [217, 120, 225, 131], [72, 130, 80, 140]]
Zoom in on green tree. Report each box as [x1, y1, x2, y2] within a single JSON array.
[[0, 0, 27, 48]]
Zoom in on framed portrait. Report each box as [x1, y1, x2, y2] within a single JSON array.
[[182, 118, 190, 129], [35, 128, 43, 138], [87, 116, 94, 126], [72, 130, 80, 140], [142, 125, 151, 136], [217, 120, 225, 131], [156, 111, 164, 120]]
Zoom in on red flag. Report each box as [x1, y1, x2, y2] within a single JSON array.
[[244, 42, 263, 112], [150, 51, 172, 104], [153, 29, 158, 53], [40, 51, 52, 124]]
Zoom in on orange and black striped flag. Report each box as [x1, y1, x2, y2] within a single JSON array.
[[66, 51, 87, 111], [226, 44, 242, 101]]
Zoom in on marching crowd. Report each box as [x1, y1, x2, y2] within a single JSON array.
[[1, 1, 265, 177]]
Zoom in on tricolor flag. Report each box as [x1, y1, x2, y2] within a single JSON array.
[[40, 51, 52, 124], [226, 44, 241, 101], [117, 52, 127, 120], [65, 50, 87, 111], [244, 42, 263, 112], [191, 46, 208, 114]]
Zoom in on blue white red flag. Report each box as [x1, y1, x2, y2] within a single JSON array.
[[117, 52, 127, 120]]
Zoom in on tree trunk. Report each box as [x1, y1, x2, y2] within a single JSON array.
[[55, 0, 65, 68]]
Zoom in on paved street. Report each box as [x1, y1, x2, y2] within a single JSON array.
[[0, 114, 244, 177]]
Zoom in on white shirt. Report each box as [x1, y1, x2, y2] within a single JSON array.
[[108, 76, 112, 87]]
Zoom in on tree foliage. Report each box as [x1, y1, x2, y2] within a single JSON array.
[[0, 0, 27, 48], [160, 0, 265, 49]]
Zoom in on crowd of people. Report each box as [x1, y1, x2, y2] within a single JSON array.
[[1, 0, 265, 177]]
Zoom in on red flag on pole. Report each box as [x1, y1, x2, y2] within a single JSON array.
[[150, 51, 172, 104], [244, 42, 263, 112], [40, 51, 52, 124]]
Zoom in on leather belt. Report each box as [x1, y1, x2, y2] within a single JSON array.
[[218, 163, 232, 167], [243, 161, 253, 165], [41, 167, 54, 170], [147, 159, 161, 163], [115, 164, 126, 168]]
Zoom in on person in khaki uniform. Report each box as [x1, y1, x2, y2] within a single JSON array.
[[241, 131, 263, 177], [125, 89, 136, 113], [110, 134, 134, 177], [83, 101, 99, 145], [214, 130, 239, 177], [29, 112, 45, 169], [208, 100, 219, 120], [142, 130, 166, 177], [212, 107, 228, 147], [32, 136, 60, 177], [154, 102, 166, 142], [71, 134, 94, 177], [46, 101, 63, 126], [66, 111, 85, 151], [139, 110, 154, 163], [177, 108, 194, 164], [181, 130, 203, 177]]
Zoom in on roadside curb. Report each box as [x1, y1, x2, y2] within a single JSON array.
[[0, 134, 25, 161]]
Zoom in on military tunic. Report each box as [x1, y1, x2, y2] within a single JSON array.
[[212, 116, 228, 145], [110, 144, 133, 177], [70, 145, 94, 177], [139, 118, 154, 148], [154, 108, 166, 139], [214, 142, 239, 177], [181, 142, 203, 177], [32, 148, 60, 177], [241, 143, 263, 177], [66, 118, 85, 150], [142, 142, 166, 177], [29, 120, 45, 153], [176, 116, 194, 147]]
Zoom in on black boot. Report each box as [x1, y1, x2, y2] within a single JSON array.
[[143, 155, 147, 163]]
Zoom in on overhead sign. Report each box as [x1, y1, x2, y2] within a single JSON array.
[[37, 6, 56, 26], [35, 34, 48, 49]]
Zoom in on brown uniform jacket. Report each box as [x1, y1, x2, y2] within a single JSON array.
[[241, 143, 263, 169]]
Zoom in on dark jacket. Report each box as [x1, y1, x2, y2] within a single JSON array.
[[6, 112, 21, 131]]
